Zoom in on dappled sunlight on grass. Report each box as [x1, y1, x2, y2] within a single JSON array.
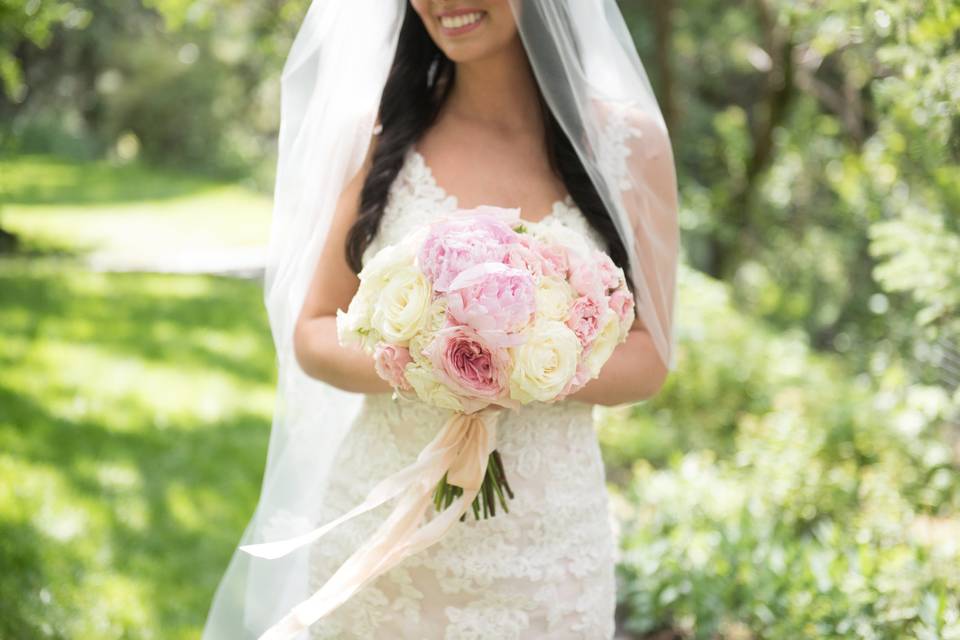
[[0, 155, 271, 261], [0, 261, 276, 639]]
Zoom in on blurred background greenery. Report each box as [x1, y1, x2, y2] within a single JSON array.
[[1, 1, 958, 638]]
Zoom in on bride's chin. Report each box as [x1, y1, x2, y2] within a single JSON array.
[[436, 36, 512, 64]]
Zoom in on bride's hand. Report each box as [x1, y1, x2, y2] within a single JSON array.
[[565, 318, 668, 406]]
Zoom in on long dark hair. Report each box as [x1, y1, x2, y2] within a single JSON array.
[[345, 4, 634, 294]]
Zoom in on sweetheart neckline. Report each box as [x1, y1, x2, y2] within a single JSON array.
[[408, 147, 576, 225]]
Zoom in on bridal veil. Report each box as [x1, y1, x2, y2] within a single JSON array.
[[202, 1, 679, 637]]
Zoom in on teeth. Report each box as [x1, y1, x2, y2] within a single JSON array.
[[440, 12, 483, 29]]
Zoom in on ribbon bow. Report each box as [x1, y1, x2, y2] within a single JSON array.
[[239, 406, 503, 640]]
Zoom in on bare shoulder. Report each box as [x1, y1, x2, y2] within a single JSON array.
[[598, 99, 672, 161], [585, 97, 661, 155]]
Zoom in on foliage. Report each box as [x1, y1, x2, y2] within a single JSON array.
[[627, 0, 960, 381], [0, 1, 308, 177], [602, 268, 960, 639], [860, 2, 960, 393], [0, 0, 89, 101]]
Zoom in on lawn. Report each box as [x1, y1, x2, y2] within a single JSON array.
[[0, 155, 272, 265], [0, 156, 275, 639]]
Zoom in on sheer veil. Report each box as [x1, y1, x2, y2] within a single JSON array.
[[202, 1, 679, 637]]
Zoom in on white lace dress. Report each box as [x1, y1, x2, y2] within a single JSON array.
[[306, 146, 619, 640]]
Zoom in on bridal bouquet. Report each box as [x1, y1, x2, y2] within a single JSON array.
[[239, 206, 637, 637], [336, 205, 636, 519]]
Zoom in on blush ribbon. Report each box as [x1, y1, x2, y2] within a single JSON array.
[[238, 406, 503, 640]]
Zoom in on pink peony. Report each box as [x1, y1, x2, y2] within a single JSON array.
[[568, 255, 605, 299], [373, 343, 413, 391], [595, 252, 622, 291], [446, 262, 537, 334], [417, 212, 519, 292], [467, 204, 522, 225], [559, 359, 593, 399], [608, 288, 636, 330], [504, 233, 545, 280], [424, 324, 509, 402], [537, 243, 570, 279], [566, 294, 606, 347]]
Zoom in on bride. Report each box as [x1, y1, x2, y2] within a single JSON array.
[[202, 1, 679, 639]]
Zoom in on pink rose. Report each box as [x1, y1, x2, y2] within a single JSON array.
[[595, 252, 622, 291], [418, 212, 519, 292], [446, 262, 537, 334], [566, 294, 606, 347], [608, 288, 636, 332], [373, 343, 413, 391], [425, 324, 509, 402], [568, 255, 605, 299]]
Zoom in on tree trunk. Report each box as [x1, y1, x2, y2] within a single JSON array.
[[652, 0, 676, 133], [707, 0, 796, 281], [0, 226, 20, 254]]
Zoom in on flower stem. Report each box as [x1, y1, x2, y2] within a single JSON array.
[[484, 464, 496, 517], [433, 451, 515, 520], [491, 450, 514, 499], [490, 466, 509, 513], [433, 471, 447, 511]]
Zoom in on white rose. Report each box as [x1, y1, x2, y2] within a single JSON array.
[[407, 298, 449, 366], [407, 332, 431, 367], [535, 275, 576, 322], [584, 308, 621, 378], [404, 362, 464, 411], [359, 239, 418, 284], [423, 297, 449, 332], [342, 238, 419, 348], [336, 282, 380, 352], [509, 319, 581, 403], [370, 265, 432, 343]]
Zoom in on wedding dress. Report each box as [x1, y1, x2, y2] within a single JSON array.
[[305, 146, 619, 640], [200, 3, 678, 638]]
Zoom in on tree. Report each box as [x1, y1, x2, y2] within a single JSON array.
[[0, 0, 87, 251]]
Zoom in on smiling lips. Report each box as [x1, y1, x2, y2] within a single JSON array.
[[438, 10, 485, 34]]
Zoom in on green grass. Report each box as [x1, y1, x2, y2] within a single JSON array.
[[0, 154, 272, 261], [0, 261, 276, 639], [0, 155, 276, 639]]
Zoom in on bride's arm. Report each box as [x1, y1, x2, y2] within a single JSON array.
[[292, 132, 393, 395], [568, 105, 679, 407], [566, 317, 669, 406]]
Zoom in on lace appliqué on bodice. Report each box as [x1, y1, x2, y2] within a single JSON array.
[[361, 148, 610, 267], [308, 146, 618, 639]]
